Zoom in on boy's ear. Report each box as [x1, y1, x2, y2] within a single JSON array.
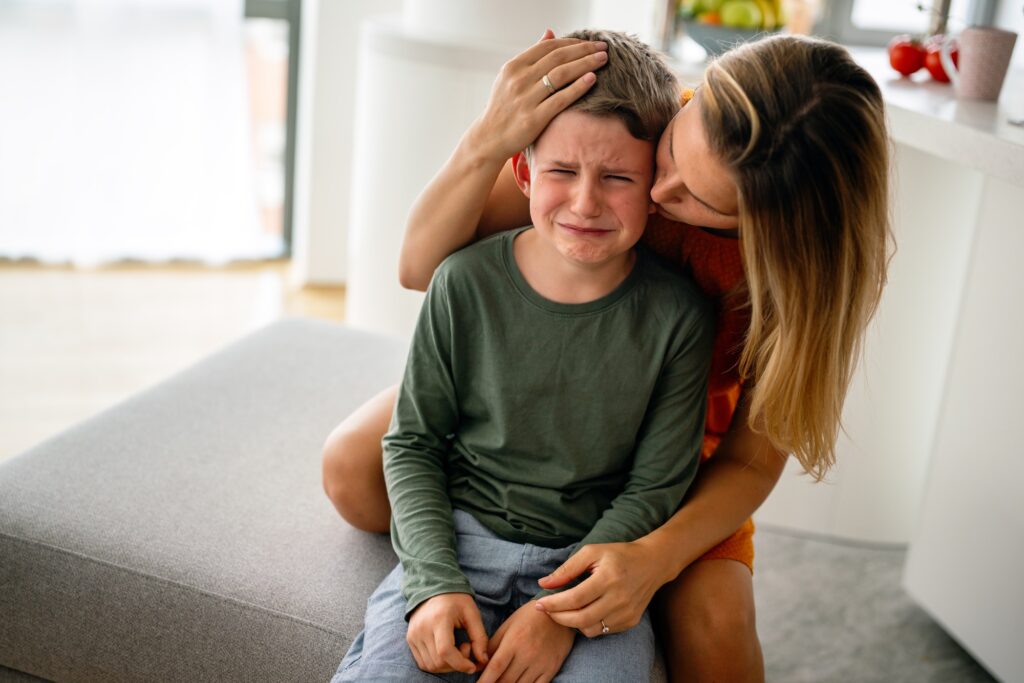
[[511, 152, 531, 198]]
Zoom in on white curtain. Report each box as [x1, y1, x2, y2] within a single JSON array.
[[0, 0, 278, 266]]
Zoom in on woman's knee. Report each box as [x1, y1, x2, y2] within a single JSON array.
[[321, 421, 390, 533], [655, 559, 763, 682]]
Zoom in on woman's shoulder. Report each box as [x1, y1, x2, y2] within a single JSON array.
[[641, 215, 746, 296]]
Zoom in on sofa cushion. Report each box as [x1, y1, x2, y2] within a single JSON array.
[[0, 319, 406, 682]]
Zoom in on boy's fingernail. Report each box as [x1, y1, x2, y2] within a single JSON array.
[[595, 41, 608, 50], [534, 602, 546, 611]]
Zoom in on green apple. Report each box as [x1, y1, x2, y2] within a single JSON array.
[[720, 0, 763, 28], [681, 0, 725, 16]]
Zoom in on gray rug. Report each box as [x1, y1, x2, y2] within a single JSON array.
[[754, 526, 995, 682]]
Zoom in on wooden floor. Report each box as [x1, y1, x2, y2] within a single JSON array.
[[0, 260, 346, 462]]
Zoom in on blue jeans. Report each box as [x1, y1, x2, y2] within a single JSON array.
[[332, 509, 654, 682]]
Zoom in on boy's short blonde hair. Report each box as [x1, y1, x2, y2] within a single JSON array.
[[525, 30, 680, 165], [565, 29, 680, 142]]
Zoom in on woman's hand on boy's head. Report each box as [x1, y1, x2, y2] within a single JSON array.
[[406, 592, 489, 674], [467, 31, 607, 165], [478, 601, 575, 683]]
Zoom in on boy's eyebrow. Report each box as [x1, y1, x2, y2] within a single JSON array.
[[546, 160, 646, 176]]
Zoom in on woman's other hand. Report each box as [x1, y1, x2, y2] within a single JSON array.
[[533, 539, 671, 638], [466, 29, 608, 164]]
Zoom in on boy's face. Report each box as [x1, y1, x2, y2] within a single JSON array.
[[515, 110, 656, 269]]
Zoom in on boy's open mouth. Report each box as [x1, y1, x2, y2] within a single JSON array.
[[559, 223, 612, 236]]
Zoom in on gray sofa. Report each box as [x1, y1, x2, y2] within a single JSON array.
[[0, 319, 669, 682]]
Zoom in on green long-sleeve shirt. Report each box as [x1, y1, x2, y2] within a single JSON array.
[[383, 227, 714, 614]]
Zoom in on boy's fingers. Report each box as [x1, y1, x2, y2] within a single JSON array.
[[413, 640, 438, 673], [486, 619, 508, 657], [462, 605, 491, 666], [436, 633, 474, 674], [477, 652, 511, 683], [408, 641, 425, 670]]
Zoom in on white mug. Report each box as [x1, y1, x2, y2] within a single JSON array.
[[940, 26, 1018, 101]]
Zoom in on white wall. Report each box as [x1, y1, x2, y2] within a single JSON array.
[[291, 0, 401, 287], [993, 0, 1023, 68]]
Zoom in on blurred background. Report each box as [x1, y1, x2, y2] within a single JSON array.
[[4, 0, 1020, 459]]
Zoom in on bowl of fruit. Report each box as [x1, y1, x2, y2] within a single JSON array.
[[678, 0, 785, 56]]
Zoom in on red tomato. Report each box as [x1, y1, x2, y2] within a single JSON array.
[[924, 42, 958, 83], [888, 35, 925, 76]]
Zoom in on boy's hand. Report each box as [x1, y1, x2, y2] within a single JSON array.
[[478, 601, 576, 683], [406, 593, 489, 675]]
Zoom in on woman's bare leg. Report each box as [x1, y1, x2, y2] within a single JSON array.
[[321, 384, 398, 533], [653, 559, 764, 683]]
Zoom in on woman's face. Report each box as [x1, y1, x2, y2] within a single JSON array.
[[651, 97, 740, 231]]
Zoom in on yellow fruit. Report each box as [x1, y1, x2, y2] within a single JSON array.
[[751, 0, 776, 28], [720, 0, 763, 29]]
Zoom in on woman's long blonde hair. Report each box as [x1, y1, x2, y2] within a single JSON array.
[[700, 35, 893, 481]]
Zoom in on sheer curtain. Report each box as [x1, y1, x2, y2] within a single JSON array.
[[0, 0, 281, 266]]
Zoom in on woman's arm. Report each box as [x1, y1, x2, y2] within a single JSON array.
[[398, 31, 609, 291], [398, 148, 525, 291], [641, 395, 786, 577], [533, 392, 788, 635]]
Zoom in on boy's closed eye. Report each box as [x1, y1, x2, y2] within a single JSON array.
[[545, 169, 638, 183]]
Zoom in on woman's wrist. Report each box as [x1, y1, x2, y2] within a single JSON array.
[[633, 529, 692, 588], [460, 119, 520, 169]]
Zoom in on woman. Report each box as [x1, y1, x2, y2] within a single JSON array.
[[322, 31, 891, 682]]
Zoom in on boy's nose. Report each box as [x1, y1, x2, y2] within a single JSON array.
[[571, 181, 602, 218]]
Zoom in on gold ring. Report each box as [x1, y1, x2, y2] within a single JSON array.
[[600, 619, 610, 635], [542, 74, 556, 94]]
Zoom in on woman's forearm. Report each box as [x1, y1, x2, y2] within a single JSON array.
[[637, 398, 788, 584]]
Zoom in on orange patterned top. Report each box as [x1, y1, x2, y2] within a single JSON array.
[[642, 215, 748, 461]]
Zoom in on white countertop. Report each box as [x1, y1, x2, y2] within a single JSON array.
[[670, 47, 1024, 187]]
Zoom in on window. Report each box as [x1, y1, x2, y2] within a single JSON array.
[[821, 0, 997, 46]]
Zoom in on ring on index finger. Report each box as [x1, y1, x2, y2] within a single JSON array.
[[600, 619, 610, 635], [542, 73, 556, 94]]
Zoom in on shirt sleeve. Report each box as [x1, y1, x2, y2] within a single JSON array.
[[382, 269, 474, 617], [535, 296, 715, 598]]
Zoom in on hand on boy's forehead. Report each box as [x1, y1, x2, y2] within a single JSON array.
[[533, 111, 654, 180]]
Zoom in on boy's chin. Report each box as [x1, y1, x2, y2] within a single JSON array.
[[553, 242, 635, 269]]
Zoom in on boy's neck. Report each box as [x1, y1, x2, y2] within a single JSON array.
[[512, 228, 637, 305]]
